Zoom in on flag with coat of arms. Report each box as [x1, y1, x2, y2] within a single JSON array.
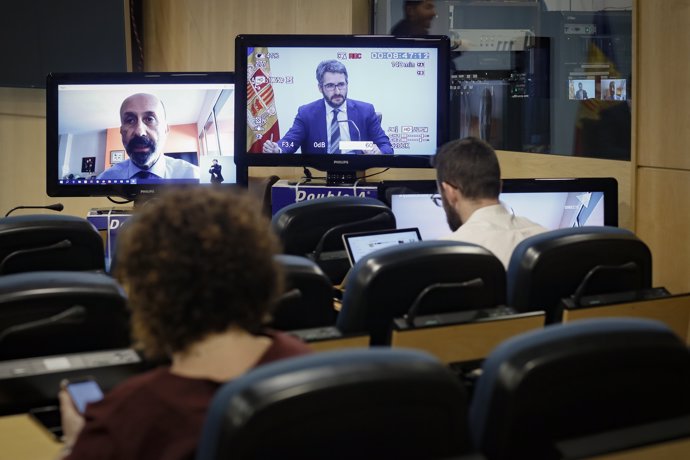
[[246, 47, 281, 152]]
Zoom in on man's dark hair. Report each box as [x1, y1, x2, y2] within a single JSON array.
[[114, 187, 283, 359], [431, 137, 501, 200], [404, 0, 424, 14], [316, 60, 348, 86]]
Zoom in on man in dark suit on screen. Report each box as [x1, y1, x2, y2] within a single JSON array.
[[262, 60, 393, 155], [575, 82, 589, 100]]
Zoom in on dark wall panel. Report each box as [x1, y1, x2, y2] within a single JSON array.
[[0, 0, 129, 88]]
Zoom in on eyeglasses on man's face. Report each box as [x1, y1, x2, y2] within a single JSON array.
[[430, 194, 443, 207], [322, 82, 347, 91]]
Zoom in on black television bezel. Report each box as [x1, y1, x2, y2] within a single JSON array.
[[377, 177, 619, 227], [234, 34, 451, 176], [46, 71, 237, 200]]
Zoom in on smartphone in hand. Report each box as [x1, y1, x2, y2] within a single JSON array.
[[65, 377, 104, 414]]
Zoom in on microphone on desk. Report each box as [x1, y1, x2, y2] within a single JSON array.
[[4, 203, 64, 218], [0, 305, 86, 344], [339, 119, 372, 153], [339, 119, 362, 141]]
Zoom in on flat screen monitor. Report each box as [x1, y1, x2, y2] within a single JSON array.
[[234, 34, 450, 184], [378, 178, 618, 240], [46, 72, 236, 200]]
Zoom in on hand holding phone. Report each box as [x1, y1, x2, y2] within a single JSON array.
[[64, 377, 104, 414]]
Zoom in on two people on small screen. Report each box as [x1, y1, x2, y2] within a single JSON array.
[[262, 60, 393, 155], [96, 93, 200, 182]]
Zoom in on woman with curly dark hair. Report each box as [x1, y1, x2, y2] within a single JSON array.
[[56, 187, 310, 460]]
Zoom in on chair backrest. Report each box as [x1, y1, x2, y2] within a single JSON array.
[[271, 196, 396, 282], [0, 271, 130, 360], [0, 214, 105, 275], [469, 318, 690, 460], [247, 175, 280, 217], [196, 348, 469, 460], [270, 254, 337, 330], [337, 240, 506, 345], [507, 226, 652, 322]]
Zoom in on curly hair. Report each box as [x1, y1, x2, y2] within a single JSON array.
[[114, 187, 283, 359], [431, 137, 501, 200]]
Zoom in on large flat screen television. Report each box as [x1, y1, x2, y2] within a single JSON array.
[[378, 177, 618, 240], [234, 34, 451, 184], [46, 72, 236, 200]]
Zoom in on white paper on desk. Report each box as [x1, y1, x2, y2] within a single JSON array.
[[339, 141, 374, 152], [43, 357, 71, 370]]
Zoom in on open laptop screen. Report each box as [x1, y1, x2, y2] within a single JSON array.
[[342, 228, 422, 266]]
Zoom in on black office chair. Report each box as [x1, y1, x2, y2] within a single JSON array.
[[0, 271, 130, 360], [247, 174, 280, 217], [196, 348, 469, 460], [507, 226, 652, 323], [269, 254, 337, 330], [0, 214, 105, 275], [469, 318, 690, 460], [337, 240, 507, 345], [271, 196, 396, 283]]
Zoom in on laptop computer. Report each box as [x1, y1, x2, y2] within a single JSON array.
[[341, 227, 422, 267]]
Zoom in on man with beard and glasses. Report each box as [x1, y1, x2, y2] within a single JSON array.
[[431, 137, 546, 268], [97, 93, 200, 182], [262, 59, 392, 155]]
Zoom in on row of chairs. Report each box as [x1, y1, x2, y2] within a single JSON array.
[[195, 318, 690, 460], [1, 199, 690, 458], [273, 223, 663, 345], [0, 200, 678, 362], [0, 197, 682, 344], [1, 273, 688, 457]]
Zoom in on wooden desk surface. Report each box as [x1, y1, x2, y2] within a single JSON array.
[[0, 414, 62, 460]]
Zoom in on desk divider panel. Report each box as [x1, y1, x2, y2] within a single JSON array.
[[585, 436, 690, 460], [391, 311, 546, 364], [289, 327, 370, 353], [0, 414, 62, 459], [562, 293, 690, 345], [306, 335, 371, 353]]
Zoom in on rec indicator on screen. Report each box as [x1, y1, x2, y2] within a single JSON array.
[[337, 52, 363, 59]]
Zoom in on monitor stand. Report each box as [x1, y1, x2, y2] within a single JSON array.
[[326, 170, 366, 186]]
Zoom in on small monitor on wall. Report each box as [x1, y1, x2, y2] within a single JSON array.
[[46, 72, 236, 200], [234, 34, 451, 183]]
